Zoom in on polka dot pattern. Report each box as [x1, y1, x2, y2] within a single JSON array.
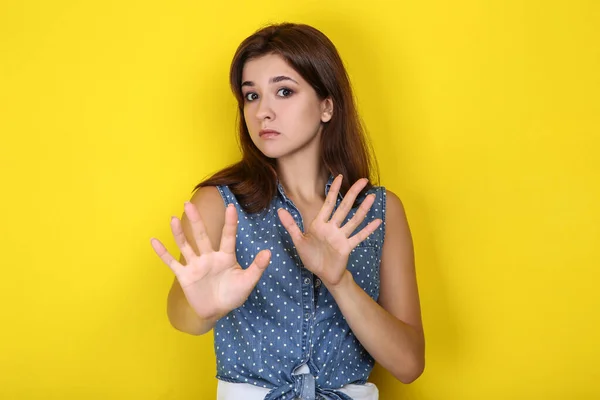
[[213, 175, 386, 397]]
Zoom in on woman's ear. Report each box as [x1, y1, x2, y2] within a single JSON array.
[[321, 98, 333, 123]]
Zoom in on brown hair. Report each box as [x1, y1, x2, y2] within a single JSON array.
[[194, 22, 379, 214]]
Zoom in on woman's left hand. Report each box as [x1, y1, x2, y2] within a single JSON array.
[[277, 175, 382, 289]]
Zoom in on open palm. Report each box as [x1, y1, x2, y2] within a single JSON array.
[[151, 202, 271, 321], [277, 175, 382, 288]]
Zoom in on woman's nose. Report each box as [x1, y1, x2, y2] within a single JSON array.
[[256, 98, 275, 120]]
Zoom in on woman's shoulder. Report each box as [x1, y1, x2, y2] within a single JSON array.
[[189, 185, 224, 210], [381, 188, 405, 215], [364, 185, 405, 209]]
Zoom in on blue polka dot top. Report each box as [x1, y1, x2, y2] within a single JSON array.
[[214, 174, 387, 400]]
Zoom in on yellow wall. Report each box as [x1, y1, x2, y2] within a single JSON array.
[[1, 0, 599, 398]]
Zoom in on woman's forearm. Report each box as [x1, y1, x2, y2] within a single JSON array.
[[327, 271, 425, 383]]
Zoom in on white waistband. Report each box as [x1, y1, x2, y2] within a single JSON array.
[[216, 363, 378, 400]]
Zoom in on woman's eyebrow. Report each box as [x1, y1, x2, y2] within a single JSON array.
[[241, 75, 299, 87], [270, 75, 298, 84]]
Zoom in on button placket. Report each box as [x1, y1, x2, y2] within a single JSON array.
[[288, 200, 316, 362]]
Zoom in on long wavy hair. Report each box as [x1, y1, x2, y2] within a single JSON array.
[[195, 22, 379, 214]]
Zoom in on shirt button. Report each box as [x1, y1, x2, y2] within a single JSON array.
[[315, 279, 321, 287], [304, 278, 311, 285], [304, 313, 311, 320]]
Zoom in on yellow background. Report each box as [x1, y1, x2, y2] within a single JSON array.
[[1, 0, 599, 399]]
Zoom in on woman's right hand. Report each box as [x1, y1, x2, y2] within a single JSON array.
[[150, 201, 271, 322]]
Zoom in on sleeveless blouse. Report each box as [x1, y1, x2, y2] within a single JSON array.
[[214, 175, 387, 400]]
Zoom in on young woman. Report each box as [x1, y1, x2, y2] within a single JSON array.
[[150, 22, 424, 400]]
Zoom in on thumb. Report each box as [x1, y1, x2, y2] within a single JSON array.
[[245, 249, 271, 282]]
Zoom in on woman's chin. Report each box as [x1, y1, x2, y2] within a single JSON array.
[[261, 151, 284, 160], [255, 145, 287, 160]]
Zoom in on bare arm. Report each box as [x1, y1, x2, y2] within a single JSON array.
[[327, 189, 425, 383], [166, 186, 225, 335]]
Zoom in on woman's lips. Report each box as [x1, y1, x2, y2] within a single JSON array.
[[259, 129, 280, 138]]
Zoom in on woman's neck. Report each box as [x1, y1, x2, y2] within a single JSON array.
[[276, 160, 329, 204]]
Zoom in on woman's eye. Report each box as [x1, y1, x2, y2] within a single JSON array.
[[277, 88, 293, 97], [244, 92, 258, 101]]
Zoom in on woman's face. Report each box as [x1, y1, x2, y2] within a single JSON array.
[[240, 53, 332, 159]]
